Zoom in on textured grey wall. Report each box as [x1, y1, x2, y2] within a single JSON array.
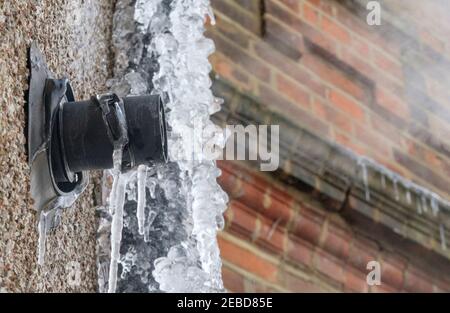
[[0, 0, 113, 292]]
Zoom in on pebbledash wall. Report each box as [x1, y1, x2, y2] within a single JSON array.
[[0, 1, 113, 292], [209, 0, 450, 292]]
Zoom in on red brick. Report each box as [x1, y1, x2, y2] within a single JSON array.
[[217, 165, 241, 197], [265, 0, 337, 54], [334, 132, 367, 156], [321, 221, 351, 260], [402, 139, 450, 178], [209, 53, 250, 89], [354, 124, 392, 158], [211, 0, 261, 35], [339, 47, 375, 81], [281, 271, 323, 292], [347, 238, 379, 273], [424, 150, 450, 178], [306, 0, 335, 16], [254, 41, 327, 97], [238, 178, 293, 225], [227, 200, 257, 239], [373, 70, 404, 97], [243, 279, 278, 292], [351, 37, 371, 57], [255, 215, 287, 254], [265, 16, 305, 59], [220, 164, 294, 227], [313, 98, 353, 134], [371, 283, 397, 293], [211, 13, 250, 48], [286, 235, 314, 267], [433, 277, 450, 292], [378, 160, 406, 178], [335, 3, 372, 39], [344, 266, 369, 292], [223, 203, 233, 230], [218, 235, 278, 282], [276, 74, 311, 109], [379, 253, 406, 290], [302, 54, 366, 102], [238, 181, 266, 213], [276, 0, 300, 12], [261, 189, 295, 227], [328, 89, 365, 121], [375, 87, 410, 119], [259, 84, 330, 137], [302, 2, 319, 26], [232, 0, 261, 13], [211, 32, 271, 82], [292, 206, 325, 245], [403, 267, 434, 292], [314, 249, 345, 283], [373, 50, 403, 80], [321, 16, 351, 44], [370, 114, 404, 147], [222, 266, 245, 292]]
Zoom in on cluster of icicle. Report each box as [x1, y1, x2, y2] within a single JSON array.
[[356, 155, 448, 251], [148, 0, 228, 292], [105, 0, 228, 293]]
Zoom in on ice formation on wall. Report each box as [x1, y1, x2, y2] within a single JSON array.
[[356, 155, 449, 251], [37, 183, 87, 266], [98, 0, 227, 293], [148, 0, 227, 292]]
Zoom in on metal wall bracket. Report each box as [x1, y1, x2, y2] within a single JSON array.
[[28, 42, 88, 217]]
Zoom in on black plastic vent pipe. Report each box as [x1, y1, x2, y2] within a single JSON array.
[[51, 94, 168, 186], [27, 42, 168, 214]]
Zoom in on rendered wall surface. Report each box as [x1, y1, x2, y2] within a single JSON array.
[[0, 0, 113, 292]]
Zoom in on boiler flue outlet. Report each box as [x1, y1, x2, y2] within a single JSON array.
[[27, 42, 168, 216]]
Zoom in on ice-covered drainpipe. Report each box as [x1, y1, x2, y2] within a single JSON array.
[[27, 42, 168, 265]]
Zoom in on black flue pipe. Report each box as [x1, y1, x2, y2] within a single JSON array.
[[51, 94, 168, 184]]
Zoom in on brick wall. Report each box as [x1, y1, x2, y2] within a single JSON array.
[[207, 0, 450, 292]]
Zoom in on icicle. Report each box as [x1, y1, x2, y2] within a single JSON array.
[[416, 197, 423, 214], [207, 4, 216, 25], [381, 174, 386, 189], [137, 165, 147, 235], [143, 210, 158, 243], [421, 195, 428, 213], [107, 97, 128, 215], [360, 161, 370, 201], [440, 224, 447, 251], [405, 190, 411, 205], [149, 0, 227, 292], [431, 196, 439, 217], [108, 173, 130, 293], [109, 149, 123, 215], [37, 210, 49, 266], [393, 179, 399, 201], [148, 178, 157, 199]]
